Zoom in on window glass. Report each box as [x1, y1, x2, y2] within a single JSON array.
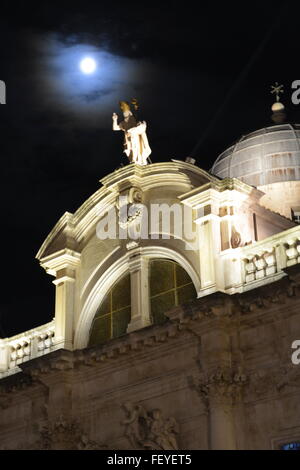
[[150, 260, 175, 296], [150, 260, 196, 324], [88, 274, 131, 346]]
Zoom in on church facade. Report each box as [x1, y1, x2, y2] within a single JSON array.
[[1, 119, 300, 449]]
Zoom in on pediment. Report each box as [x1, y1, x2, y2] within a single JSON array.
[[36, 161, 217, 261]]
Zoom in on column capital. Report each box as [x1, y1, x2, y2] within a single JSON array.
[[195, 213, 220, 225], [198, 367, 248, 408], [53, 275, 76, 286], [128, 252, 148, 273]]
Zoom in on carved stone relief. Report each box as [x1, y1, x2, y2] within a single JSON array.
[[121, 402, 179, 450], [33, 415, 107, 450]]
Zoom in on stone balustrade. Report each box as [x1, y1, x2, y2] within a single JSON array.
[[217, 225, 300, 293], [239, 225, 300, 289], [244, 249, 276, 283], [0, 321, 56, 378]]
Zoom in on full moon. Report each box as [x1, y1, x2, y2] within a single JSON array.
[[79, 57, 96, 74]]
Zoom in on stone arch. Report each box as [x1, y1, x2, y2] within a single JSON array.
[[74, 245, 200, 349]]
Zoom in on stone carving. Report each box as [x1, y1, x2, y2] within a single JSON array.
[[197, 367, 248, 407], [117, 188, 145, 229], [121, 402, 148, 448], [247, 369, 276, 399], [245, 365, 300, 400], [35, 415, 107, 450], [231, 226, 242, 248], [126, 240, 139, 251], [112, 100, 151, 166], [121, 402, 179, 450], [128, 187, 143, 204], [237, 282, 297, 315]]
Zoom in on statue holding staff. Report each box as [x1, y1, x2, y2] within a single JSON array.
[[112, 99, 152, 166]]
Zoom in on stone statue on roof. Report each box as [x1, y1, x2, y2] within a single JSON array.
[[112, 99, 151, 166]]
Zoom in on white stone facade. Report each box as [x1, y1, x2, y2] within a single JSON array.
[[1, 160, 300, 449]]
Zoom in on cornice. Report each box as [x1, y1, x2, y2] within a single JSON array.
[[39, 248, 81, 277], [100, 161, 217, 188], [36, 212, 75, 260], [167, 264, 300, 328], [178, 178, 264, 209]]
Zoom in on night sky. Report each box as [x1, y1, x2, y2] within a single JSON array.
[[0, 1, 299, 336]]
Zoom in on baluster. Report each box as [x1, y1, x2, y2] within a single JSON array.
[[244, 257, 256, 283], [253, 254, 267, 280], [286, 239, 298, 266], [264, 250, 277, 276]]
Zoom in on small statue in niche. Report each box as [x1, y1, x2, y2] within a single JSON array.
[[112, 99, 152, 166]]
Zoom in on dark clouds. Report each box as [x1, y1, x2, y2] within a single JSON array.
[[0, 1, 299, 335]]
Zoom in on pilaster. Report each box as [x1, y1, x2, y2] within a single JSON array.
[[127, 254, 151, 333], [39, 249, 81, 350]]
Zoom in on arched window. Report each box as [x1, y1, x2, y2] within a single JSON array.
[[88, 259, 197, 346], [88, 274, 131, 347], [150, 259, 197, 325]]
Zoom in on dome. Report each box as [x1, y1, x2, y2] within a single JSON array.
[[211, 123, 300, 187]]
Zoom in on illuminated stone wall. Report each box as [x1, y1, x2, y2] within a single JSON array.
[[0, 265, 300, 449], [1, 162, 300, 449]]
